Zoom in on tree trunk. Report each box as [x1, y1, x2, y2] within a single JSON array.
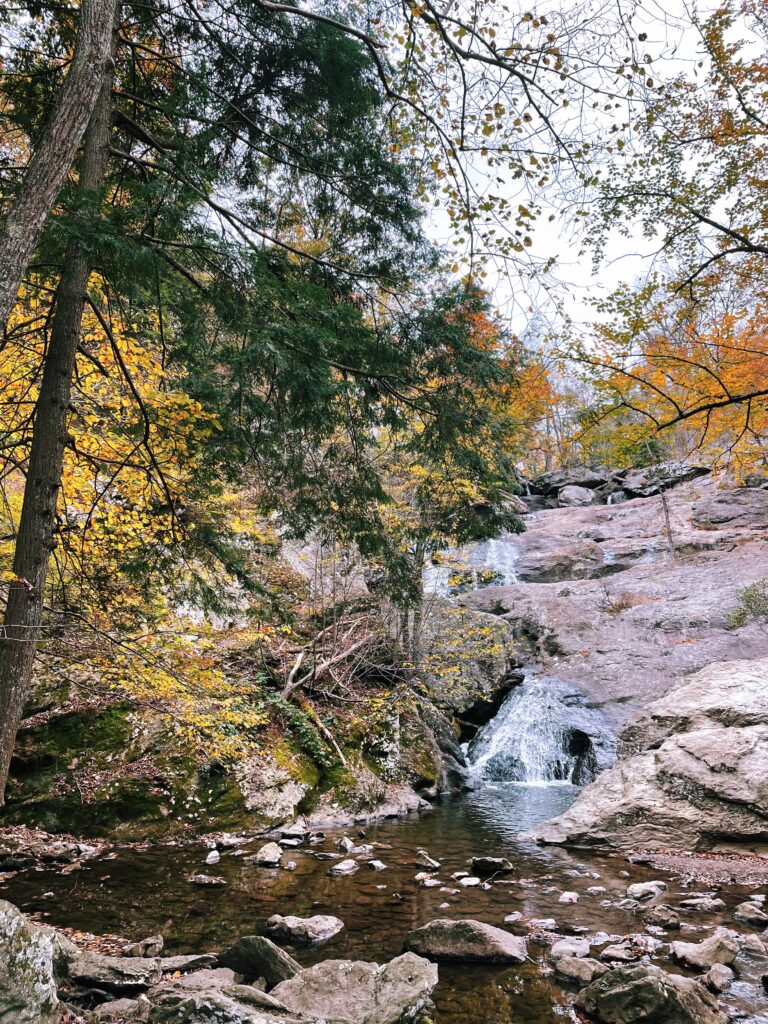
[[0, 15, 117, 804], [0, 0, 117, 332]]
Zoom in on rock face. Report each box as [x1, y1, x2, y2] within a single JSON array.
[[466, 476, 768, 731], [0, 899, 70, 1024], [531, 658, 768, 850], [403, 919, 527, 963], [270, 953, 438, 1024], [575, 963, 725, 1024]]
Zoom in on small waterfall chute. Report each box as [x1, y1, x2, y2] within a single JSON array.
[[466, 676, 602, 785]]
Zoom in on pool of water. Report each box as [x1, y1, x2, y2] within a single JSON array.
[[3, 785, 768, 1022]]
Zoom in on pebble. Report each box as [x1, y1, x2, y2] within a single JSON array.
[[459, 876, 481, 888], [204, 850, 220, 865]]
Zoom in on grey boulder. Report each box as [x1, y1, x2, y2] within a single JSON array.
[[0, 900, 73, 1024], [575, 963, 725, 1023], [217, 934, 301, 986], [555, 956, 609, 987], [271, 952, 438, 1024], [404, 919, 527, 963], [68, 951, 162, 993], [670, 929, 739, 971], [266, 913, 345, 944]]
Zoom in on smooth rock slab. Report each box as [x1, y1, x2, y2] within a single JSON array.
[[217, 935, 301, 986], [271, 952, 438, 1024], [575, 963, 725, 1024], [266, 914, 345, 945], [404, 919, 527, 963], [69, 951, 162, 993]]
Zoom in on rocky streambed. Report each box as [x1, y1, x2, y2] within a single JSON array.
[[3, 784, 768, 1023]]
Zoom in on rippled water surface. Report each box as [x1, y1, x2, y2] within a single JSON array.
[[4, 785, 768, 1023]]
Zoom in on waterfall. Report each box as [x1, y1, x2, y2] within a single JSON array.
[[423, 534, 519, 596], [467, 677, 582, 785]]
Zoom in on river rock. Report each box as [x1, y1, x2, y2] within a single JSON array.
[[551, 937, 590, 958], [470, 856, 513, 874], [702, 963, 734, 993], [253, 842, 283, 867], [670, 928, 739, 970], [531, 658, 768, 850], [68, 951, 163, 993], [218, 935, 301, 987], [404, 919, 527, 963], [368, 860, 387, 871], [148, 985, 302, 1024], [96, 995, 151, 1021], [559, 891, 579, 903], [679, 897, 726, 914], [642, 905, 680, 930], [270, 952, 438, 1024], [734, 900, 768, 924], [458, 875, 482, 887], [415, 850, 441, 869], [329, 858, 359, 876], [266, 914, 345, 944], [205, 849, 221, 865], [626, 881, 667, 900], [0, 900, 73, 1024], [158, 954, 218, 973], [558, 485, 597, 507], [125, 935, 164, 957], [152, 968, 238, 994], [555, 956, 609, 986], [575, 963, 725, 1024], [187, 873, 226, 886]]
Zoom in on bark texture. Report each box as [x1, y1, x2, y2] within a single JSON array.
[[0, 12, 118, 803], [0, 0, 117, 331]]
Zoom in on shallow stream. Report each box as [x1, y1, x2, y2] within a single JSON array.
[[4, 784, 768, 1022]]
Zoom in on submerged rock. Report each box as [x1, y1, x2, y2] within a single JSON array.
[[470, 856, 513, 875], [575, 963, 725, 1024], [404, 919, 527, 963], [329, 858, 359, 877], [266, 914, 345, 945], [270, 952, 438, 1024]]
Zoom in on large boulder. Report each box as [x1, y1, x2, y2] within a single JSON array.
[[618, 461, 710, 498], [217, 934, 301, 986], [531, 658, 768, 850], [558, 485, 597, 507], [530, 465, 611, 496], [0, 900, 73, 1024], [575, 963, 725, 1023], [270, 952, 438, 1024], [403, 919, 527, 963]]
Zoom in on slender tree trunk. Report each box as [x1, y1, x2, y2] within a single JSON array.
[[0, 15, 117, 804], [0, 0, 117, 331]]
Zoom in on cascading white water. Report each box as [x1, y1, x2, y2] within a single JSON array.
[[423, 534, 520, 595], [467, 677, 579, 784]]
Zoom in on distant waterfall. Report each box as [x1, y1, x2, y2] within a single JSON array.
[[467, 678, 579, 784], [423, 534, 520, 596]]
